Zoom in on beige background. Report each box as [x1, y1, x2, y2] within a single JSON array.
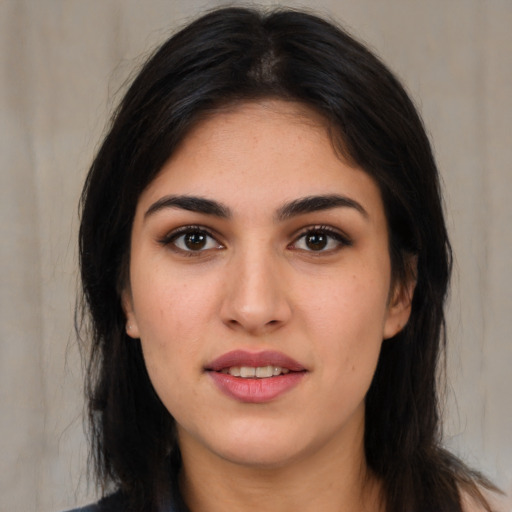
[[0, 1, 511, 511]]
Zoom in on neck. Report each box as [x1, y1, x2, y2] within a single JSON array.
[[178, 416, 383, 512]]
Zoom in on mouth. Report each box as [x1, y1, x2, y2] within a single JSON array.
[[205, 350, 307, 403], [205, 349, 306, 375], [218, 365, 292, 378]]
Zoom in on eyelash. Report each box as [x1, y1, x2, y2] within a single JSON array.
[[158, 224, 352, 256], [290, 225, 352, 253], [158, 225, 222, 256]]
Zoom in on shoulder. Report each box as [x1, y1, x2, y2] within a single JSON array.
[[62, 492, 127, 512], [61, 491, 185, 512], [461, 488, 511, 512], [63, 507, 98, 512]]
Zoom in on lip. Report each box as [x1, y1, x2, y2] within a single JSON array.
[[205, 350, 306, 372], [205, 350, 307, 404]]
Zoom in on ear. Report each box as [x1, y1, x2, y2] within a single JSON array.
[[383, 256, 417, 340], [121, 288, 140, 339]]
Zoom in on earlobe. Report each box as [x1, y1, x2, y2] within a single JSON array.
[[125, 320, 140, 339], [121, 289, 140, 339], [383, 258, 417, 340], [383, 296, 412, 339]]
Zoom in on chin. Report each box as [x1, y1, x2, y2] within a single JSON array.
[[206, 423, 314, 469], [216, 443, 303, 469]]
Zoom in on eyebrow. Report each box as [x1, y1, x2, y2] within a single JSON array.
[[275, 194, 368, 221], [145, 195, 231, 219], [144, 193, 367, 221]]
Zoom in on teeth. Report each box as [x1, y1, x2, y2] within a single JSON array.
[[220, 366, 290, 378], [229, 366, 241, 377], [255, 366, 273, 378], [240, 366, 256, 378]]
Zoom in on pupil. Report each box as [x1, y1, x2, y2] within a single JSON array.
[[185, 232, 206, 250], [306, 233, 327, 250]]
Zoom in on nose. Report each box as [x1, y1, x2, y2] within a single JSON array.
[[220, 248, 292, 335]]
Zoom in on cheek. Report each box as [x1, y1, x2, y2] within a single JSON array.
[[301, 270, 390, 337], [135, 285, 206, 421], [131, 263, 230, 411], [132, 262, 218, 337], [299, 270, 389, 381], [130, 274, 210, 386]]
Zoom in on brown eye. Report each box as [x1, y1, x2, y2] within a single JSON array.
[[164, 228, 222, 253], [183, 232, 207, 250], [305, 232, 328, 251], [291, 227, 350, 253]]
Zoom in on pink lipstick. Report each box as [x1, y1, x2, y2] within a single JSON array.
[[205, 350, 307, 403]]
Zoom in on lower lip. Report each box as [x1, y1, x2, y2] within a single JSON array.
[[208, 371, 305, 403]]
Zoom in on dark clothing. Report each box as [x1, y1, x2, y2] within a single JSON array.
[[64, 491, 184, 512], [65, 493, 129, 512]]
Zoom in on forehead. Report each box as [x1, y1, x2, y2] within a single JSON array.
[[137, 100, 383, 220]]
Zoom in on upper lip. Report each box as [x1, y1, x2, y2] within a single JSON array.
[[205, 350, 306, 372]]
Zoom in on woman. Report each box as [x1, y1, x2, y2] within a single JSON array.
[[71, 7, 501, 512]]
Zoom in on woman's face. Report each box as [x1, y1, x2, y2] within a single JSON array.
[[123, 100, 412, 469]]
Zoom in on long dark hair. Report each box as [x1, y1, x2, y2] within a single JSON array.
[[78, 7, 496, 511]]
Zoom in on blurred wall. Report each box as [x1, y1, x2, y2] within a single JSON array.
[[0, 1, 510, 510]]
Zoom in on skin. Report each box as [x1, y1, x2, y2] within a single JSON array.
[[123, 100, 414, 512]]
